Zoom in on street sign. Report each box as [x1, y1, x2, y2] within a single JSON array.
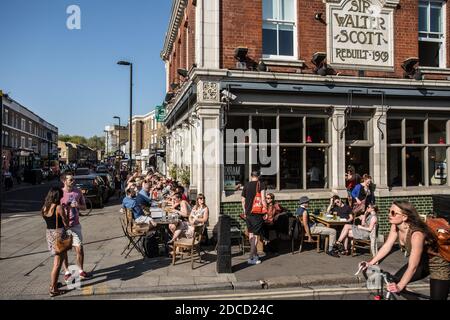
[[155, 105, 166, 122]]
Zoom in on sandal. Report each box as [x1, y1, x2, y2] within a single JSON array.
[[49, 286, 65, 297]]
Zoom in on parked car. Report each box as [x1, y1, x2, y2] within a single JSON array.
[[96, 172, 115, 199], [75, 167, 91, 176], [96, 165, 108, 173], [74, 174, 108, 208]]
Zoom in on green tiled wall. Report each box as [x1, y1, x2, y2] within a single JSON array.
[[221, 196, 433, 237]]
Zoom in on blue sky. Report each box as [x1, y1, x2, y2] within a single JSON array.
[[0, 0, 172, 137]]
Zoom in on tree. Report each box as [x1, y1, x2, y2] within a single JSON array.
[[59, 134, 105, 150]]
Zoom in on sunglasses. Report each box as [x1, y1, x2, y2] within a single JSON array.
[[266, 197, 273, 200], [198, 198, 204, 200], [389, 210, 403, 217]]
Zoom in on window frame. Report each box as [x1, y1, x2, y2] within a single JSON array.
[[224, 112, 331, 192], [262, 0, 298, 60], [387, 116, 450, 188], [418, 0, 447, 68]]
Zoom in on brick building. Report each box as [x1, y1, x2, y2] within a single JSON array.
[[2, 94, 58, 173], [131, 110, 164, 171], [161, 0, 450, 235]]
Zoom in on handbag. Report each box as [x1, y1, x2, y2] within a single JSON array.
[[251, 181, 267, 215], [54, 207, 73, 255], [426, 217, 450, 262], [352, 199, 366, 216]]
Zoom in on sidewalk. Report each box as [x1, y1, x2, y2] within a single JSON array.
[[0, 203, 423, 299]]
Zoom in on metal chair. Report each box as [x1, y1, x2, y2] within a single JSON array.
[[120, 209, 149, 259]]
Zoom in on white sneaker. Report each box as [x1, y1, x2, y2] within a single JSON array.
[[247, 257, 261, 265]]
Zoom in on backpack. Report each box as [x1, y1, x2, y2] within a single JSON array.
[[426, 217, 450, 262], [143, 232, 160, 258]]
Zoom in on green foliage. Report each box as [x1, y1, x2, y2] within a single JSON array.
[[59, 134, 105, 150], [168, 165, 178, 180], [178, 167, 190, 187]]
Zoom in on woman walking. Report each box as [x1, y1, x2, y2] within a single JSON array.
[[42, 187, 70, 297]]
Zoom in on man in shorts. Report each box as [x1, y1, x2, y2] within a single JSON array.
[[61, 173, 90, 280], [241, 171, 267, 265]]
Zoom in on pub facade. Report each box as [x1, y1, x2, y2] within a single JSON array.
[[161, 0, 450, 235]]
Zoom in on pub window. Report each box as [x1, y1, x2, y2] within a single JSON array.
[[251, 116, 277, 143], [306, 118, 328, 143], [387, 119, 402, 144], [405, 119, 424, 144], [419, 1, 445, 67], [280, 147, 302, 189], [224, 113, 329, 191], [388, 116, 449, 188], [21, 136, 25, 148], [21, 119, 26, 131], [429, 120, 447, 144], [280, 116, 302, 143], [306, 147, 328, 189], [406, 147, 425, 186], [429, 147, 447, 186], [262, 0, 296, 58], [345, 120, 368, 141]]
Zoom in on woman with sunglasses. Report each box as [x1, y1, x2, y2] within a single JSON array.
[[334, 204, 378, 256], [185, 194, 209, 239], [362, 200, 449, 300]]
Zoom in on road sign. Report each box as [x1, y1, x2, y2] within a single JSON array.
[[155, 105, 166, 122]]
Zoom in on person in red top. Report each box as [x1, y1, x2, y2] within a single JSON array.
[[262, 193, 287, 252], [176, 185, 189, 202], [345, 166, 360, 206]]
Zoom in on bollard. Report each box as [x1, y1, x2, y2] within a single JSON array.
[[216, 214, 232, 273]]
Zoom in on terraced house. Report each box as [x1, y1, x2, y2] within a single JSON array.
[[1, 94, 58, 172], [161, 0, 450, 236]]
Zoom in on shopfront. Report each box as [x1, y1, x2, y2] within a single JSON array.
[[164, 70, 450, 236]]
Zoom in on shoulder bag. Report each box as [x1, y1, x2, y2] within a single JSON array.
[[54, 207, 73, 255], [251, 181, 267, 215]]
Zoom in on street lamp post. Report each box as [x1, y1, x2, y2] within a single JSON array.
[[113, 116, 121, 152], [103, 130, 109, 159], [117, 61, 133, 172]]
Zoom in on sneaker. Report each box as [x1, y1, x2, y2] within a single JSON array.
[[326, 250, 340, 258], [247, 257, 262, 265], [63, 273, 72, 283], [79, 271, 91, 280]]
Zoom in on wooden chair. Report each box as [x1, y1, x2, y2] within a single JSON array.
[[120, 209, 150, 259], [172, 224, 205, 269], [351, 224, 378, 257], [290, 217, 321, 254]]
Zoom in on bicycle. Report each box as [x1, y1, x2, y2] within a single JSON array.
[[355, 263, 431, 300], [79, 198, 93, 216]]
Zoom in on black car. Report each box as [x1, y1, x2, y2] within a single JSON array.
[[96, 172, 115, 198], [74, 174, 108, 208]]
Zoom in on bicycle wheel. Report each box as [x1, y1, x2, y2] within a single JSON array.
[[79, 198, 93, 216]]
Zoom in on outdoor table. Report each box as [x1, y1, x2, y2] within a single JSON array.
[[311, 214, 348, 250]]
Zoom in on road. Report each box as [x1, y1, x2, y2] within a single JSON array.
[[59, 285, 432, 300], [1, 180, 61, 216]]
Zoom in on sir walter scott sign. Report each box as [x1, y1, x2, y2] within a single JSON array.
[[326, 0, 396, 71]]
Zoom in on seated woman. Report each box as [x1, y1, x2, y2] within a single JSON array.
[[334, 204, 378, 255], [262, 193, 287, 246], [185, 194, 209, 239], [168, 192, 192, 243]]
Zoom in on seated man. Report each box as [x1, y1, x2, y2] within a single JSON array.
[[296, 196, 339, 258], [326, 195, 353, 224], [122, 184, 156, 227]]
